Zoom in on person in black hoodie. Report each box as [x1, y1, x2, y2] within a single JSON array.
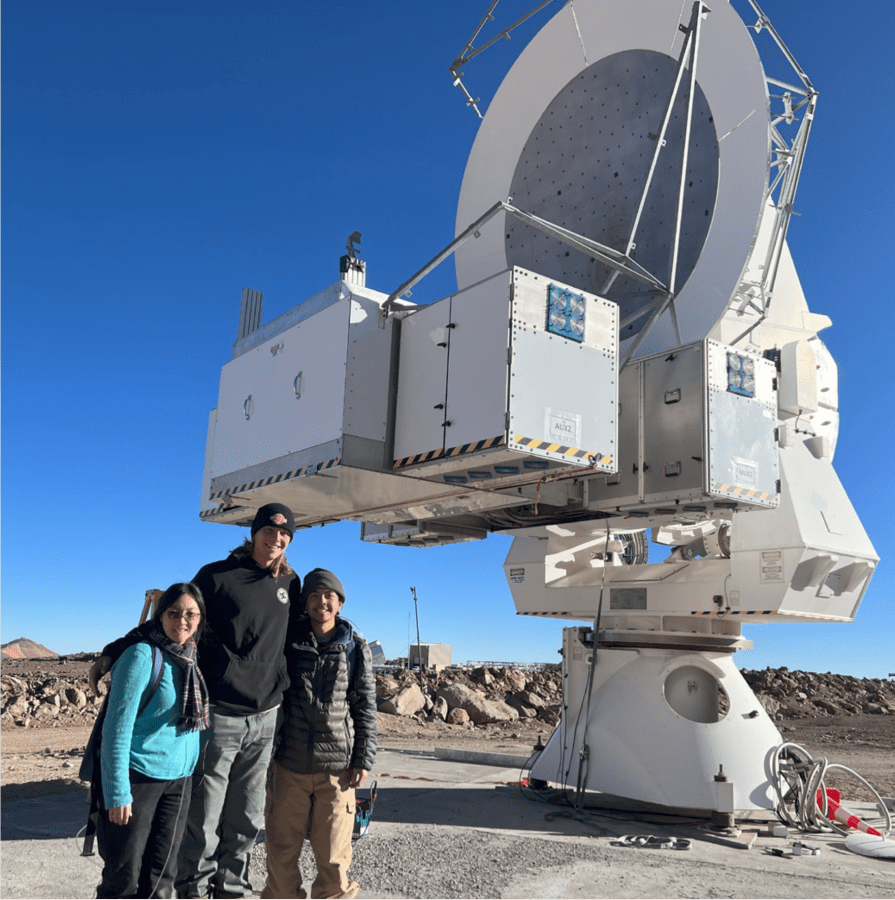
[[89, 503, 302, 899], [261, 568, 377, 900]]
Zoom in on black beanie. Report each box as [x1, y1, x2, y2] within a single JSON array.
[[251, 503, 295, 539], [301, 568, 346, 605]]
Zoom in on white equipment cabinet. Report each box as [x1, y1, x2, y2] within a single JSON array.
[[212, 297, 354, 476], [201, 281, 405, 528], [394, 267, 618, 476]]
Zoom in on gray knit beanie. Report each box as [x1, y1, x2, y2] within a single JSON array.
[[301, 568, 346, 605]]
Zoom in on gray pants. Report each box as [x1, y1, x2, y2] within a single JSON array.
[[176, 706, 278, 898]]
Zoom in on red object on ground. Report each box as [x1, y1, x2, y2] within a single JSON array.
[[817, 788, 882, 836]]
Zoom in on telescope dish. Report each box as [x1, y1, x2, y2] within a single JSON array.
[[455, 0, 770, 358]]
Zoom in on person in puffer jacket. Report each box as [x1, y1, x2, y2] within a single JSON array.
[[261, 568, 377, 900]]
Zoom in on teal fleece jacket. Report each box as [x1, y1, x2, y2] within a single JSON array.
[[100, 643, 200, 809]]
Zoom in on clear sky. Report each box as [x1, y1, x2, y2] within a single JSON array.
[[2, 1, 892, 678]]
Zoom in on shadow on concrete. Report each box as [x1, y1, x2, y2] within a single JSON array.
[[2, 788, 89, 842], [1, 778, 84, 804], [362, 783, 641, 838]]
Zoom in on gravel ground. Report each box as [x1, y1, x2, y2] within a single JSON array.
[[248, 831, 618, 900], [246, 825, 895, 900]]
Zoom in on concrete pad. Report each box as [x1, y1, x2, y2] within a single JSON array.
[[3, 749, 894, 899], [1, 789, 100, 899], [433, 747, 536, 769]]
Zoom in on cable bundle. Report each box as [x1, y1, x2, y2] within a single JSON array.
[[769, 741, 891, 837]]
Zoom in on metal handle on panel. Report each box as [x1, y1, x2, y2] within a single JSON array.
[[294, 372, 303, 399], [244, 396, 254, 420]]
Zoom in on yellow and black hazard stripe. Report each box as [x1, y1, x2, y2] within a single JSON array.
[[692, 609, 774, 616], [691, 609, 849, 621], [208, 457, 342, 502], [715, 483, 777, 502], [517, 610, 572, 617], [200, 504, 229, 520], [393, 448, 444, 469], [393, 435, 506, 469], [445, 434, 506, 458], [513, 435, 611, 466]]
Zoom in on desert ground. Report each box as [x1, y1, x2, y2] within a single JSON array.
[[2, 656, 893, 899]]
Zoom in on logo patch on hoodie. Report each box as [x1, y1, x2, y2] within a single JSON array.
[[277, 587, 289, 604]]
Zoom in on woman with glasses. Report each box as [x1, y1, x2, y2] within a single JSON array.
[[96, 583, 210, 899]]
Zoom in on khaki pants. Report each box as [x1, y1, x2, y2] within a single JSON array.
[[261, 761, 358, 900]]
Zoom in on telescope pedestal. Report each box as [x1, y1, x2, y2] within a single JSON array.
[[531, 631, 782, 812]]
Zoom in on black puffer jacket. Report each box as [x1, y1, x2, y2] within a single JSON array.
[[275, 615, 377, 775]]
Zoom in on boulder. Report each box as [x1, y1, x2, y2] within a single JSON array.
[[65, 687, 88, 709], [447, 707, 470, 725], [4, 697, 29, 719], [502, 669, 527, 692], [376, 675, 400, 699], [378, 683, 426, 717], [516, 690, 545, 709], [470, 667, 494, 687], [505, 694, 537, 718], [437, 682, 481, 710], [436, 682, 518, 725], [466, 697, 518, 725]]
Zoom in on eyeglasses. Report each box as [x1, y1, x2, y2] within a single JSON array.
[[164, 610, 201, 623]]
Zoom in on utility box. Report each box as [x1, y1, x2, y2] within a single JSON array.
[[586, 339, 779, 514], [393, 266, 619, 481]]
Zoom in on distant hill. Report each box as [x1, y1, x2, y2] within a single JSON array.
[[1, 638, 59, 660]]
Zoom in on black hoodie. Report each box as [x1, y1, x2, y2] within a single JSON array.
[[191, 553, 302, 713], [101, 553, 302, 714]]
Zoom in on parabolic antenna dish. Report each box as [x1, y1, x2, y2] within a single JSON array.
[[455, 0, 770, 358]]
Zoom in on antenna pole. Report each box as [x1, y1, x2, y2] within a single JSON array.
[[410, 587, 424, 689]]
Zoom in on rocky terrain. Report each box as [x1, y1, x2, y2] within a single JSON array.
[[3, 654, 894, 732], [2, 654, 893, 802]]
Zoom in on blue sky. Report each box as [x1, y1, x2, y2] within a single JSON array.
[[2, 1, 892, 677]]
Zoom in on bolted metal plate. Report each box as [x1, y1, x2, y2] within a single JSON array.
[[506, 49, 719, 343]]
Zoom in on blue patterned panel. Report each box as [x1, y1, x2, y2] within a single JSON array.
[[547, 284, 586, 342]]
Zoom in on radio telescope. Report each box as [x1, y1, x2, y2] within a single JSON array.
[[200, 0, 877, 814]]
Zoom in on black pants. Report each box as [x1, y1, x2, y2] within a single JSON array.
[[96, 771, 192, 899]]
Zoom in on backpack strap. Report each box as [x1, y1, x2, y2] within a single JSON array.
[[139, 645, 164, 716], [81, 644, 164, 856]]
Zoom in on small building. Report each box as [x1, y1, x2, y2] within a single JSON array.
[[408, 643, 451, 671]]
